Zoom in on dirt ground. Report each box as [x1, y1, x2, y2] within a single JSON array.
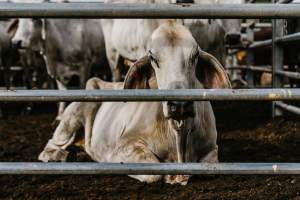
[[1, 102, 300, 199]]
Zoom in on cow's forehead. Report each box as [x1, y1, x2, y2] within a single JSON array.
[[151, 22, 197, 50]]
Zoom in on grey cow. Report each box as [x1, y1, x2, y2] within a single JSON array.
[[0, 19, 19, 88], [183, 0, 245, 65], [11, 18, 110, 120], [39, 20, 231, 185]]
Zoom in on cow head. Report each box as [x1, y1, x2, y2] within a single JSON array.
[[219, 0, 245, 46], [124, 21, 231, 121], [8, 19, 45, 52], [222, 19, 243, 46]]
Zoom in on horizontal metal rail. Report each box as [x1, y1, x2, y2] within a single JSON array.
[[250, 39, 272, 49], [0, 163, 300, 175], [276, 70, 300, 80], [0, 89, 299, 101], [277, 0, 293, 3], [1, 3, 300, 19], [249, 66, 272, 73], [227, 66, 272, 73], [242, 22, 272, 29], [0, 66, 23, 71], [249, 33, 300, 49], [275, 101, 300, 115], [276, 32, 300, 44]]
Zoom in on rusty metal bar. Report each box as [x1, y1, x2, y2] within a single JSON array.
[[1, 3, 300, 19], [275, 101, 300, 115], [0, 89, 299, 101], [0, 162, 300, 175]]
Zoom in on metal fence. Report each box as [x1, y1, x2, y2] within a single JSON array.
[[226, 1, 300, 117], [1, 2, 300, 175]]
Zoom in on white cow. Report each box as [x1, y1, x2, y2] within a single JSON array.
[[101, 0, 174, 81], [39, 21, 231, 185], [102, 0, 245, 79]]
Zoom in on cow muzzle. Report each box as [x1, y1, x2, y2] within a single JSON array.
[[225, 33, 241, 46], [11, 39, 23, 49], [176, 0, 194, 3], [167, 101, 195, 120]]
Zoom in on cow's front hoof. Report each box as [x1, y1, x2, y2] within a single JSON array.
[[38, 147, 69, 162], [164, 175, 190, 186]]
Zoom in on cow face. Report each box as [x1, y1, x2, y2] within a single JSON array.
[[219, 0, 245, 46], [222, 19, 243, 46], [124, 21, 230, 121], [9, 19, 44, 51]]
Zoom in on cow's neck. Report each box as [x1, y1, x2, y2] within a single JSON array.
[[168, 118, 194, 163]]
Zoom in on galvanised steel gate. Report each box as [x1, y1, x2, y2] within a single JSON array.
[[0, 2, 300, 175]]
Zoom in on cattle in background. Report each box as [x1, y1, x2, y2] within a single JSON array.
[[101, 0, 175, 82], [39, 20, 231, 185], [0, 19, 19, 89], [193, 0, 245, 46], [101, 0, 241, 81], [179, 0, 245, 66], [285, 0, 300, 87], [10, 18, 111, 120], [183, 19, 227, 65]]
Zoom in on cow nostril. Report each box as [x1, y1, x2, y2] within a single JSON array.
[[167, 101, 195, 119], [176, 0, 194, 3], [12, 40, 22, 49], [225, 33, 241, 45], [183, 101, 194, 109], [167, 102, 178, 112], [167, 101, 193, 110]]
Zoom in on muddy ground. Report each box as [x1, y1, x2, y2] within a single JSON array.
[[1, 102, 300, 199]]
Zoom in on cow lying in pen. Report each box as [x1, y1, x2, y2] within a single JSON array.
[[39, 20, 231, 185]]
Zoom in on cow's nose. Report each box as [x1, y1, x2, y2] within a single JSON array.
[[11, 40, 22, 49], [176, 0, 194, 3], [225, 33, 241, 46], [167, 101, 195, 119]]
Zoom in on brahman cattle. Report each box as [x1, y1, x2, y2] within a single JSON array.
[[0, 19, 19, 88], [102, 0, 244, 80], [39, 20, 231, 185], [10, 17, 110, 119]]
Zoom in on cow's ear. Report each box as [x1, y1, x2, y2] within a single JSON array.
[[196, 50, 231, 89], [123, 56, 157, 89], [7, 19, 19, 39]]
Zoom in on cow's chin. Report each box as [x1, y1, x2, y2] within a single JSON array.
[[28, 45, 42, 53]]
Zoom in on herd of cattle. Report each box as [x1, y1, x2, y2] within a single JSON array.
[[0, 0, 254, 185]]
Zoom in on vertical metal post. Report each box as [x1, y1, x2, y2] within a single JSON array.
[[246, 26, 255, 87], [272, 19, 285, 118]]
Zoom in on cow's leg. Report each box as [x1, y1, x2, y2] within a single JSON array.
[[117, 146, 162, 184], [111, 54, 123, 82], [39, 78, 104, 162], [200, 146, 219, 163], [55, 80, 67, 121], [2, 54, 11, 89], [39, 102, 86, 162], [80, 64, 92, 89]]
